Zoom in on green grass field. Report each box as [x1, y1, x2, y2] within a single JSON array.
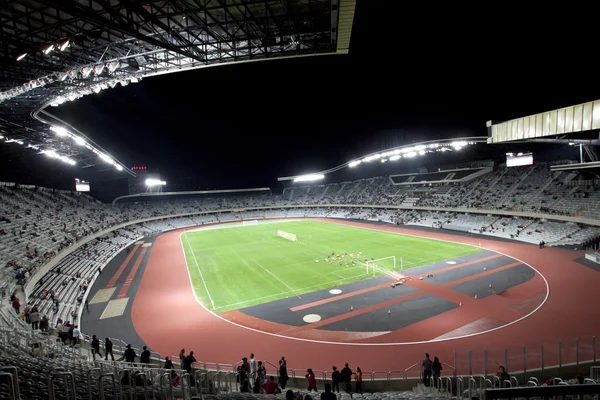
[[181, 220, 481, 313]]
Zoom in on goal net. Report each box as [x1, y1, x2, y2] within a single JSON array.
[[277, 230, 297, 241], [366, 256, 404, 278], [242, 220, 258, 226]]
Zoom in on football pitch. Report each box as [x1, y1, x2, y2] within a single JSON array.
[[181, 220, 482, 313]]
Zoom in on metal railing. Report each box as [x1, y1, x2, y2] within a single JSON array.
[[484, 383, 600, 400]]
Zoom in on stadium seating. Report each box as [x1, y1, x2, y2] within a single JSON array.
[[2, 163, 600, 399], [3, 164, 600, 303]]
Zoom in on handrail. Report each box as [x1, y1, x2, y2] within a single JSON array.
[[86, 367, 101, 400], [403, 362, 421, 380], [48, 371, 76, 400], [130, 371, 149, 400], [98, 372, 117, 400], [484, 384, 600, 400], [160, 372, 175, 400], [0, 366, 21, 400], [0, 372, 15, 400], [180, 372, 192, 400]]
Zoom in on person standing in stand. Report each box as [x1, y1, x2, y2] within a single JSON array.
[[422, 353, 433, 387]]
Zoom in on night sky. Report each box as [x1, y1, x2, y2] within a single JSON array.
[[1, 2, 598, 199]]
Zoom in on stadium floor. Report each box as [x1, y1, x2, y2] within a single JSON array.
[[82, 218, 600, 373]]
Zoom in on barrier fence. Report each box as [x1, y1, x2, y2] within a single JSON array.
[[2, 306, 599, 385]]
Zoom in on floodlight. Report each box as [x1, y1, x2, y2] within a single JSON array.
[[43, 44, 54, 55], [50, 126, 68, 136], [116, 165, 123, 171], [389, 155, 401, 161], [145, 179, 166, 186], [348, 160, 361, 167], [44, 150, 58, 158], [73, 136, 86, 146], [16, 53, 27, 61], [16, 140, 24, 145], [59, 40, 70, 51], [293, 174, 324, 183], [0, 135, 4, 140], [98, 153, 113, 163]]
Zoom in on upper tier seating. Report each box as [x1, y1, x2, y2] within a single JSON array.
[[2, 164, 600, 301]]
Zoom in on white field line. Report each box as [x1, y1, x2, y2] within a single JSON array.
[[213, 271, 371, 310], [248, 256, 301, 299], [177, 218, 549, 346], [182, 232, 215, 309]]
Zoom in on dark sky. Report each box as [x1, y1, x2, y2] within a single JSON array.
[[5, 1, 599, 196]]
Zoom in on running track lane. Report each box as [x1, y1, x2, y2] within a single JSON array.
[[106, 244, 141, 288], [131, 219, 600, 372], [117, 247, 148, 299]]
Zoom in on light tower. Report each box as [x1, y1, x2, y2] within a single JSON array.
[[145, 178, 166, 193]]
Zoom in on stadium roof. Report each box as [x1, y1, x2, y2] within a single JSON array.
[[0, 0, 356, 176], [278, 136, 489, 182]]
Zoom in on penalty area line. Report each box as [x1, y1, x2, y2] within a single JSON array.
[[183, 232, 216, 309], [249, 256, 301, 299]]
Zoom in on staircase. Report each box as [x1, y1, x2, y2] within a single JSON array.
[[334, 183, 347, 201], [495, 167, 536, 207], [550, 185, 579, 210], [319, 185, 330, 201], [523, 173, 559, 209]]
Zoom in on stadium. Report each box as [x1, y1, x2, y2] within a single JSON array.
[[1, 1, 600, 400]]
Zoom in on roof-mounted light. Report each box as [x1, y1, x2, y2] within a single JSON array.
[[293, 174, 324, 183], [145, 178, 166, 187], [50, 126, 69, 136]]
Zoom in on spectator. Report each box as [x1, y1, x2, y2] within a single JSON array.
[[163, 357, 174, 370], [496, 366, 510, 387], [179, 349, 186, 369], [72, 325, 80, 345], [306, 368, 317, 392], [261, 376, 279, 394], [249, 353, 257, 380], [422, 353, 432, 387], [12, 297, 20, 315], [182, 351, 196, 374], [432, 357, 442, 388], [124, 344, 136, 362], [104, 338, 114, 361], [91, 335, 103, 360], [355, 367, 363, 394], [321, 383, 337, 400], [279, 357, 289, 389], [331, 366, 340, 393], [29, 307, 40, 330], [340, 363, 352, 392], [140, 346, 151, 364]]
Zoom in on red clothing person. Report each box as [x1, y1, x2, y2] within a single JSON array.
[[306, 369, 317, 391], [12, 298, 20, 315], [261, 377, 279, 394]]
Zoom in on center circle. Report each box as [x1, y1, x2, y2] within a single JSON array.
[[303, 314, 322, 323]]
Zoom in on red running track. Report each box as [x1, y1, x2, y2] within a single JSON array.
[[131, 218, 600, 373]]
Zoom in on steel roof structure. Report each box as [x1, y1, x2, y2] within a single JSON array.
[[0, 0, 356, 176]]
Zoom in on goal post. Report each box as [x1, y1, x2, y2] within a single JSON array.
[[277, 230, 297, 241], [242, 220, 258, 226], [366, 256, 403, 277]]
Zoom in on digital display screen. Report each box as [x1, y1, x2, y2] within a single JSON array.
[[506, 152, 533, 167], [75, 178, 90, 192]]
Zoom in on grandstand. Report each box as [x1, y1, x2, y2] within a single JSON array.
[[2, 0, 600, 396], [2, 160, 600, 398], [2, 162, 600, 323]]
